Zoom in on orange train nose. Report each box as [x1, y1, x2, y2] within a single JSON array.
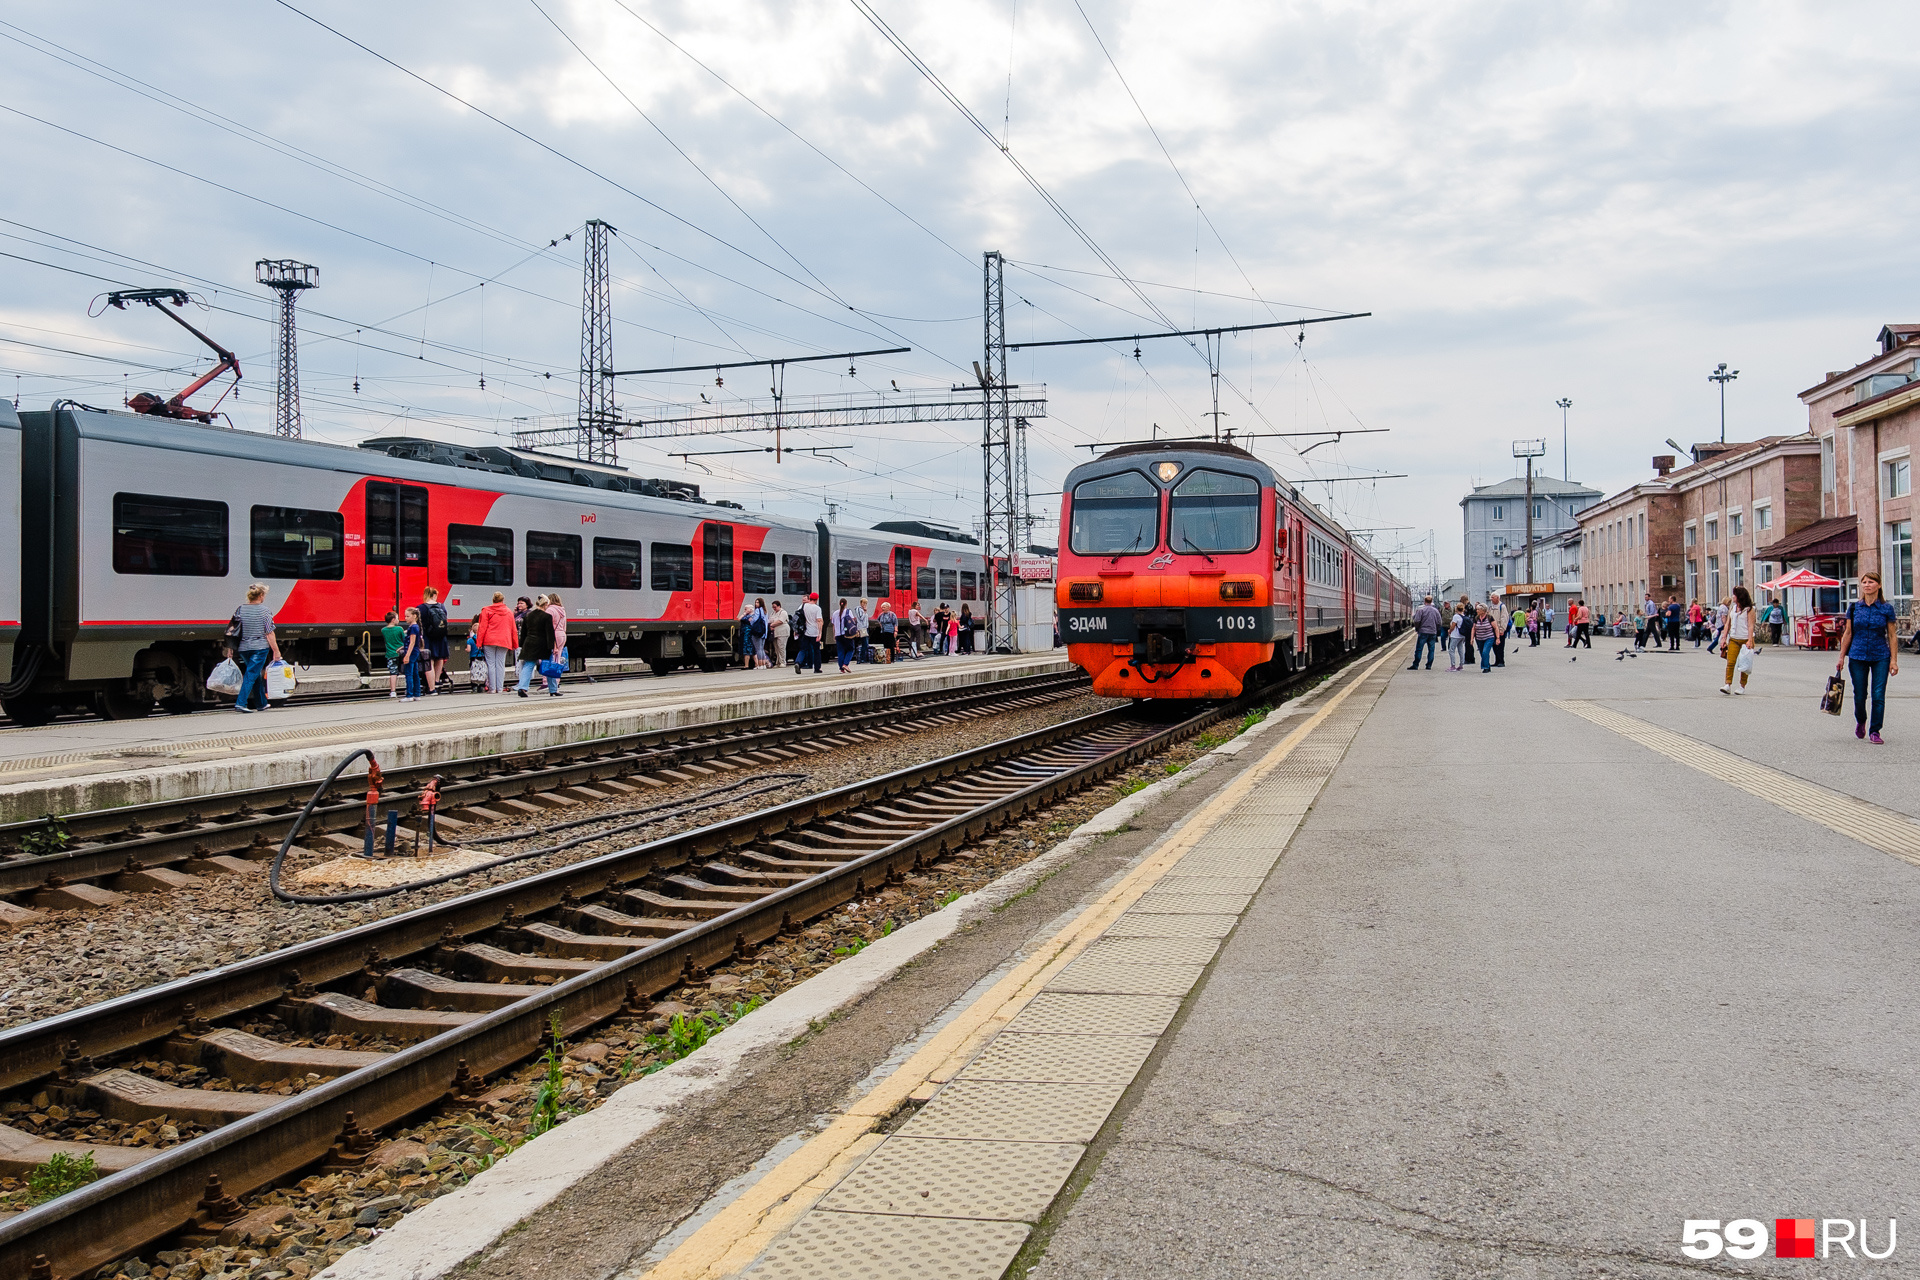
[[1070, 645, 1249, 699]]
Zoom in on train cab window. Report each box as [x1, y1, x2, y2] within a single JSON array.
[[448, 524, 514, 585], [1169, 470, 1260, 554], [1069, 471, 1159, 556], [743, 550, 777, 594], [251, 506, 344, 580], [365, 483, 427, 567], [782, 554, 813, 596], [866, 562, 887, 595], [113, 493, 228, 576], [893, 547, 914, 591], [650, 543, 693, 591], [939, 568, 957, 599], [960, 570, 978, 600], [836, 559, 863, 593], [593, 537, 645, 590], [916, 567, 936, 598], [701, 524, 734, 582], [526, 531, 583, 588]]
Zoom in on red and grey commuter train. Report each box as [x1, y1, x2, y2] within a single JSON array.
[[1054, 441, 1410, 699], [0, 401, 991, 725]]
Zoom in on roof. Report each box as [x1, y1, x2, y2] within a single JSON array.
[[1664, 434, 1815, 489], [1462, 475, 1603, 501], [1798, 331, 1920, 400], [1762, 515, 1857, 561]]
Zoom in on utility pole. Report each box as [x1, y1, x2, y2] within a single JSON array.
[[1556, 397, 1571, 480], [579, 220, 617, 465], [1514, 438, 1546, 589], [1708, 363, 1738, 444], [981, 251, 1018, 652], [255, 260, 317, 438], [1013, 414, 1032, 555]]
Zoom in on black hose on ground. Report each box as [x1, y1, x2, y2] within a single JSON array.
[[269, 754, 810, 906]]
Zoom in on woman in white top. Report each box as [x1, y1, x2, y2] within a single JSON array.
[[1719, 587, 1756, 695], [1447, 610, 1466, 671]]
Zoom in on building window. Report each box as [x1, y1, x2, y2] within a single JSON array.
[[1755, 562, 1773, 593], [1534, 501, 1544, 520], [1822, 436, 1836, 493], [1493, 537, 1507, 553], [1706, 518, 1718, 542], [1686, 560, 1698, 601], [1492, 563, 1505, 581], [1728, 511, 1743, 537], [1708, 555, 1720, 602], [1492, 504, 1504, 520], [1755, 503, 1772, 531], [1684, 523, 1697, 548], [1887, 455, 1913, 499], [1889, 521, 1914, 597], [1731, 551, 1744, 588]]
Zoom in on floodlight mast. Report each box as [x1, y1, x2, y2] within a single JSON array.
[[1513, 438, 1548, 589], [1708, 363, 1739, 443]]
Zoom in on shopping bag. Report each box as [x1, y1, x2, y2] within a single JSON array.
[[1820, 675, 1845, 716], [538, 648, 569, 679], [1734, 645, 1754, 675], [265, 662, 297, 699], [206, 658, 243, 696]]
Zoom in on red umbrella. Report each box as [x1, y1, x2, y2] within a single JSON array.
[[1760, 568, 1840, 589]]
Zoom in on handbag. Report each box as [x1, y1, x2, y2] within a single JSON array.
[[1734, 644, 1755, 675], [538, 647, 568, 679], [1820, 674, 1845, 716]]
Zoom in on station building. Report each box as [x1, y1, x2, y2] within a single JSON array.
[[1459, 475, 1601, 604]]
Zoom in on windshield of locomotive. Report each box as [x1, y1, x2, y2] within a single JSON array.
[[1169, 469, 1261, 553], [1069, 470, 1160, 555]]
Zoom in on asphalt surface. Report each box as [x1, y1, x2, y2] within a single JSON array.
[[1026, 636, 1920, 1277]]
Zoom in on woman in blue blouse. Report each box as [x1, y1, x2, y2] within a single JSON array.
[[1834, 571, 1900, 743]]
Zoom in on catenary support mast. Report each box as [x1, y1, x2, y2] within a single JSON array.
[[981, 251, 1018, 652], [579, 219, 617, 465], [255, 259, 317, 439]]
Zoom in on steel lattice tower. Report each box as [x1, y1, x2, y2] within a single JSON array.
[[981, 251, 1018, 652], [579, 220, 617, 464], [1014, 415, 1032, 554], [255, 259, 317, 438]]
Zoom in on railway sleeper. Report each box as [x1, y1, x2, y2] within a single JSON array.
[[556, 903, 685, 938], [0, 1121, 161, 1179], [660, 875, 766, 903], [618, 886, 741, 918], [161, 1027, 385, 1085], [734, 849, 844, 874], [376, 969, 547, 1012], [56, 1068, 282, 1127], [700, 860, 814, 885], [442, 943, 597, 984], [278, 993, 475, 1041], [514, 923, 658, 960]]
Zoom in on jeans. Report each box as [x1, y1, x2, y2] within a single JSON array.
[[404, 656, 424, 699], [1669, 624, 1682, 651], [516, 659, 543, 693], [1449, 637, 1466, 668], [835, 636, 856, 670], [797, 634, 821, 672], [235, 647, 272, 709], [1850, 657, 1889, 732], [1478, 637, 1495, 671], [1412, 633, 1437, 668]]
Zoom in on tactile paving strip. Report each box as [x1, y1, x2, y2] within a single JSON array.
[[1151, 875, 1268, 894], [1045, 958, 1206, 996], [742, 1210, 1030, 1279], [1126, 892, 1255, 914], [819, 1137, 1083, 1221], [1554, 699, 1920, 867], [1102, 911, 1242, 938], [958, 1032, 1157, 1084], [1168, 850, 1285, 878], [899, 1079, 1126, 1143], [1001, 992, 1182, 1036], [1198, 813, 1309, 846], [1078, 935, 1221, 966]]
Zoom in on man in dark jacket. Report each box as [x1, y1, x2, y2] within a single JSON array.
[[516, 600, 558, 697], [1410, 596, 1442, 670]]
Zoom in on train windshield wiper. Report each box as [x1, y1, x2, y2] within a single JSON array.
[[1109, 523, 1150, 564], [1181, 533, 1215, 564]]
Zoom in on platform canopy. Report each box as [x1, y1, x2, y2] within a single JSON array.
[[1760, 568, 1841, 589]]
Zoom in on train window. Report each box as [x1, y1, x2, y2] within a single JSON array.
[[593, 537, 645, 590], [1069, 471, 1159, 556], [650, 543, 693, 591], [960, 570, 978, 600], [365, 483, 426, 567], [250, 505, 343, 580], [526, 531, 583, 588], [782, 554, 813, 596], [113, 493, 228, 576], [916, 567, 936, 597], [1169, 470, 1260, 554], [836, 559, 863, 593], [743, 550, 776, 594], [866, 562, 887, 595], [448, 524, 514, 586], [939, 568, 957, 599], [701, 524, 734, 582], [893, 547, 914, 591]]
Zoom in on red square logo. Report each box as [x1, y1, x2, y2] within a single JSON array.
[[1777, 1218, 1816, 1259]]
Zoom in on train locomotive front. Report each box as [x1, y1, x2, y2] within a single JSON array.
[[1055, 442, 1284, 699]]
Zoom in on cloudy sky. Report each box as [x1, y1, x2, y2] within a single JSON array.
[[5, 0, 1917, 582]]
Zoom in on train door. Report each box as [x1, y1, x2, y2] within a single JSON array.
[[1342, 549, 1356, 646], [699, 522, 735, 623], [365, 481, 428, 623], [892, 546, 914, 614], [1290, 511, 1308, 661]]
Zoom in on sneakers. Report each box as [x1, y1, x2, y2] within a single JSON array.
[[235, 706, 253, 713], [389, 691, 399, 699], [517, 690, 528, 698], [1857, 722, 1867, 739], [1718, 685, 1731, 695], [1871, 732, 1885, 745], [1733, 686, 1744, 695]]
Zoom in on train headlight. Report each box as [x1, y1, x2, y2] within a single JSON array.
[[1068, 581, 1104, 602], [1220, 581, 1255, 600]]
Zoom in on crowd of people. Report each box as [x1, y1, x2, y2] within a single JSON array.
[[763, 594, 982, 674]]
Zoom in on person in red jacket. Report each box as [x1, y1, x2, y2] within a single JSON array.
[[472, 591, 520, 693]]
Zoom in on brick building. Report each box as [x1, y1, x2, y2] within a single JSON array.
[[1575, 478, 1683, 620]]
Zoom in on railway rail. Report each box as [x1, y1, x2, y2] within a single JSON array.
[[0, 682, 1251, 1279], [0, 670, 1090, 901]]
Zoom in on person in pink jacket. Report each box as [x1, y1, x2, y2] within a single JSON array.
[[545, 593, 570, 672], [473, 592, 519, 693]]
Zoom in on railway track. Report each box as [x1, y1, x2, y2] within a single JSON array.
[[0, 670, 1091, 903], [0, 689, 1244, 1279]]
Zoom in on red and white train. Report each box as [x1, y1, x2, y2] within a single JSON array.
[[0, 402, 991, 724], [1054, 441, 1410, 699]]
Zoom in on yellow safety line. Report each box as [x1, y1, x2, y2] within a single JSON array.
[[645, 640, 1410, 1279], [1553, 700, 1920, 867]]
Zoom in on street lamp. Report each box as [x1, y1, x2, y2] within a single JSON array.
[[1556, 398, 1572, 481], [1709, 363, 1739, 443]]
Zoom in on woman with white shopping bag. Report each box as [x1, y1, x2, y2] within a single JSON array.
[[1719, 587, 1757, 695], [229, 584, 282, 713]]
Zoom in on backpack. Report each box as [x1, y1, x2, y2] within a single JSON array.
[[420, 602, 448, 641]]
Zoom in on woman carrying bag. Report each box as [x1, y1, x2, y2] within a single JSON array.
[[1719, 587, 1757, 695], [1833, 571, 1900, 743], [516, 594, 559, 698]]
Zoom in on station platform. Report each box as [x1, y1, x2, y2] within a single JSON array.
[[0, 651, 1072, 822], [317, 635, 1920, 1280]]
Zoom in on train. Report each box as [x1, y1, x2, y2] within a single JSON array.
[[0, 400, 992, 725], [1053, 440, 1411, 699]]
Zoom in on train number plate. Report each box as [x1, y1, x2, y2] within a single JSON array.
[[1192, 608, 1273, 642]]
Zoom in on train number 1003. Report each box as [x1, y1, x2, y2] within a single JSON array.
[[1215, 613, 1260, 632]]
